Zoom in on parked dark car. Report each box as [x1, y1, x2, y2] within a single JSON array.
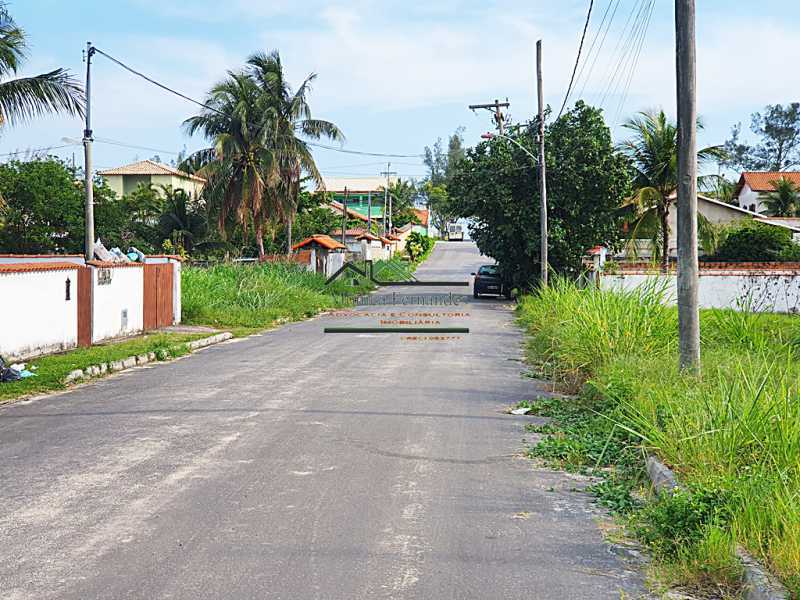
[[472, 264, 509, 298]]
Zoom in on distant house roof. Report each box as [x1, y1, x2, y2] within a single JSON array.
[[292, 234, 346, 251], [328, 200, 369, 222], [98, 160, 206, 183], [331, 228, 368, 237], [320, 176, 397, 193], [735, 172, 800, 196], [412, 208, 429, 226]]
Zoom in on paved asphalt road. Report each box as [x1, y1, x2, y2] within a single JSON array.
[[0, 242, 646, 599]]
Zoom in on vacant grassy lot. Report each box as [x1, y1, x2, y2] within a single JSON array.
[[0, 332, 208, 403], [181, 258, 414, 331], [518, 279, 800, 596]]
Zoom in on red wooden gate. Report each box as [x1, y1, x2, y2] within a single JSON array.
[[143, 263, 174, 330], [77, 266, 92, 347]]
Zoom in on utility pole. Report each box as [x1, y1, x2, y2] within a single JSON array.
[[341, 187, 348, 247], [468, 99, 510, 134], [83, 42, 96, 262], [367, 191, 372, 233], [536, 40, 548, 287], [380, 163, 397, 235], [675, 0, 700, 372]]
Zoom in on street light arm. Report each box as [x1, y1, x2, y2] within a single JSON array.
[[483, 133, 538, 163]]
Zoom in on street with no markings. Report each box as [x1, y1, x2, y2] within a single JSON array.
[[0, 242, 645, 599]]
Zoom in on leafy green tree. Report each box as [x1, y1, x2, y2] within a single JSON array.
[[0, 159, 127, 253], [0, 2, 84, 128], [724, 103, 800, 171], [449, 101, 631, 286], [0, 159, 83, 253], [619, 110, 724, 270], [763, 177, 800, 216], [424, 181, 455, 238], [385, 178, 418, 229]]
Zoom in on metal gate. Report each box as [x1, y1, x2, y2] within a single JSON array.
[[77, 266, 92, 347], [143, 263, 174, 330]]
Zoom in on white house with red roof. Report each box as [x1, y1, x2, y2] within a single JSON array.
[[734, 172, 800, 214]]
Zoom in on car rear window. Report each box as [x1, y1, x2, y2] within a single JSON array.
[[478, 265, 498, 276]]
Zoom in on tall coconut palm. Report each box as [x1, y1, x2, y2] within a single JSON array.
[[619, 110, 724, 270], [184, 72, 276, 259], [0, 3, 84, 127], [764, 177, 800, 216], [246, 51, 344, 253]]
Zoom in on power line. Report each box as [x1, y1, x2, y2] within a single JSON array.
[[0, 143, 79, 158], [597, 0, 649, 110], [576, 0, 623, 100], [557, 0, 594, 120], [92, 46, 422, 160], [613, 0, 654, 123], [94, 137, 181, 156]]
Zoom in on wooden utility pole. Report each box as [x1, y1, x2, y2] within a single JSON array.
[[675, 0, 700, 372], [536, 40, 548, 287], [468, 99, 510, 135]]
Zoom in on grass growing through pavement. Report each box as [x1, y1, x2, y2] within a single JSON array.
[[181, 258, 415, 331], [517, 278, 800, 597], [0, 332, 208, 403]]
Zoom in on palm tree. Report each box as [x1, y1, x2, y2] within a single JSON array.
[[619, 110, 724, 270], [763, 177, 800, 216], [245, 51, 344, 254], [157, 185, 207, 253], [0, 3, 84, 127], [184, 72, 275, 259]]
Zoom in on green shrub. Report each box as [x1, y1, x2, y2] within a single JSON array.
[[635, 485, 733, 559], [406, 231, 434, 262], [712, 221, 796, 262]]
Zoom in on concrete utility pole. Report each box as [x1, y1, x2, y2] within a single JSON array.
[[468, 99, 510, 135], [367, 191, 372, 233], [83, 42, 96, 262], [536, 40, 548, 287], [675, 0, 700, 372], [341, 188, 348, 247], [380, 164, 397, 235]]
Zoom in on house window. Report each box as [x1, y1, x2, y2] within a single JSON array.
[[65, 277, 71, 301]]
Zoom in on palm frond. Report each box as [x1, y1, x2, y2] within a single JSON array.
[[0, 69, 85, 125]]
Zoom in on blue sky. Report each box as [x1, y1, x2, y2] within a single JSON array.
[[3, 0, 799, 180]]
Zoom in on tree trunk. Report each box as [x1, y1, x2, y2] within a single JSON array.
[[286, 217, 293, 255], [660, 207, 670, 272], [256, 223, 266, 262]]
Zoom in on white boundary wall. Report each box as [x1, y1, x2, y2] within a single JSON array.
[[602, 271, 800, 313], [92, 266, 145, 342], [0, 267, 79, 358]]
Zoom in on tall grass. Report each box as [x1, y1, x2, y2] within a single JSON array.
[[518, 279, 800, 595], [182, 262, 373, 329]]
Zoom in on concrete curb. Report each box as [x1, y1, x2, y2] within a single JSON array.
[[63, 333, 233, 385], [644, 455, 790, 600]]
